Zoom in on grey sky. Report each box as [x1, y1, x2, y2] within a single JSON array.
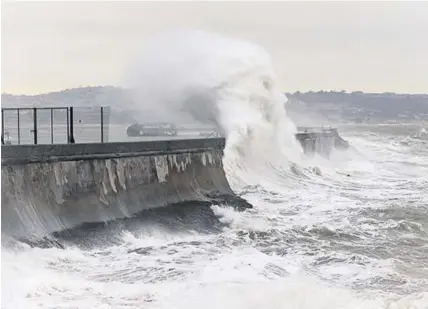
[[2, 1, 428, 94]]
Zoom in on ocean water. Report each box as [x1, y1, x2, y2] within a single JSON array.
[[2, 30, 428, 308], [2, 124, 427, 309]]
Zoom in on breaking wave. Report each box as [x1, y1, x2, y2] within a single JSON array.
[[2, 29, 427, 309], [127, 29, 310, 190]]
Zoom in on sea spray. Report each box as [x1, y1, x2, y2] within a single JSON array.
[[125, 29, 305, 189]]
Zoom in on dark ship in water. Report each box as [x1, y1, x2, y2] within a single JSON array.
[[127, 123, 178, 137]]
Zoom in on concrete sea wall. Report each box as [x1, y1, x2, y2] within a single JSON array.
[[295, 129, 350, 158], [1, 138, 249, 241]]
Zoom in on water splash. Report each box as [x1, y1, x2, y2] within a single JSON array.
[[126, 29, 305, 190]]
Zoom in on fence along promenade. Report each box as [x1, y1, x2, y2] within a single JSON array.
[[1, 106, 110, 145]]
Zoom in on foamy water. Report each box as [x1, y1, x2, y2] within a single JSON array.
[[2, 126, 428, 308], [2, 30, 428, 308]]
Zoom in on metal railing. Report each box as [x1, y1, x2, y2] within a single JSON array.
[[1, 106, 110, 145]]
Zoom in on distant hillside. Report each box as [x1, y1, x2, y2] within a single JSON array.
[[285, 91, 428, 124], [1, 86, 139, 124], [1, 86, 132, 107], [2, 87, 427, 125]]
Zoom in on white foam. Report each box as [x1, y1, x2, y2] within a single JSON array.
[[3, 244, 427, 309], [154, 276, 428, 309]]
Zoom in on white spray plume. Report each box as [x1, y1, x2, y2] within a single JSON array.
[[124, 29, 305, 187]]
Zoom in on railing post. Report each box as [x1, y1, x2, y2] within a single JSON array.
[[69, 107, 75, 143], [17, 109, 21, 145], [50, 108, 54, 144], [100, 106, 104, 143], [66, 108, 70, 143], [1, 109, 4, 145], [33, 107, 38, 144]]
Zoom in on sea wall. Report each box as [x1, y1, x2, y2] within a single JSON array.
[[295, 129, 350, 158], [1, 138, 249, 241]]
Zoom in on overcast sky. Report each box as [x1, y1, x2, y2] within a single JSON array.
[[2, 1, 428, 95]]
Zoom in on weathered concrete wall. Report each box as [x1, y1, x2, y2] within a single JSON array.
[[1, 138, 249, 241]]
